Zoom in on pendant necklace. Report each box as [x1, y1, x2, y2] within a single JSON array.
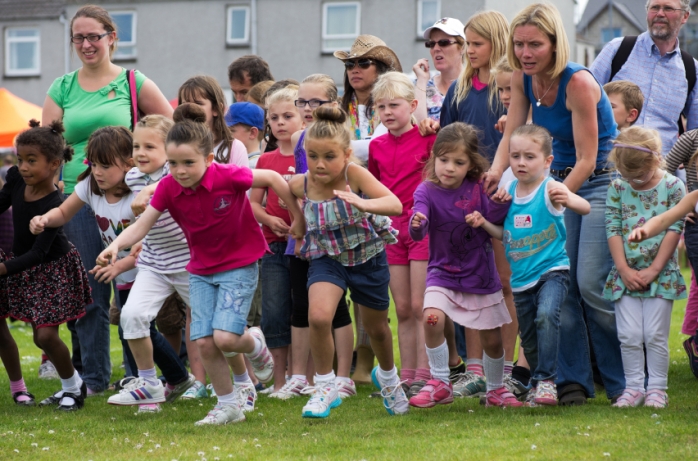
[[534, 75, 555, 107]]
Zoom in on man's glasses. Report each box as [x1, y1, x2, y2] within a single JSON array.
[[425, 39, 458, 49], [70, 32, 110, 44], [295, 99, 332, 109], [648, 5, 685, 15], [344, 59, 374, 70]]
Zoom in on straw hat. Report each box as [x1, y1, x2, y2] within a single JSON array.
[[334, 35, 402, 72]]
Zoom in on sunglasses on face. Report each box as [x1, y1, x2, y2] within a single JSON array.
[[425, 39, 458, 49], [344, 59, 374, 70]]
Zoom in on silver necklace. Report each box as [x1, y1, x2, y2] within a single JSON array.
[[534, 76, 555, 107]]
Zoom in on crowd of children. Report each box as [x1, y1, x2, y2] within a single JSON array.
[[2, 3, 697, 426]]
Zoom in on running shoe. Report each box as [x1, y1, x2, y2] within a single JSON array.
[[409, 379, 454, 408], [301, 382, 341, 418]]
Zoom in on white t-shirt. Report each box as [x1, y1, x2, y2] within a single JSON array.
[[74, 178, 138, 288]]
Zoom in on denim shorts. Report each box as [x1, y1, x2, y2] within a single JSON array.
[[189, 263, 258, 341], [307, 251, 390, 311]]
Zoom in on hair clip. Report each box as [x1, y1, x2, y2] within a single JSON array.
[[612, 143, 659, 157], [83, 159, 92, 166]]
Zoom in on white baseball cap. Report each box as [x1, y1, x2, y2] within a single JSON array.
[[423, 17, 466, 40]]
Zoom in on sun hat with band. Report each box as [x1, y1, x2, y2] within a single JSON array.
[[334, 34, 402, 72], [422, 17, 465, 40]]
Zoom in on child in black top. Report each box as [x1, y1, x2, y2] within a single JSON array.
[[0, 120, 91, 411]]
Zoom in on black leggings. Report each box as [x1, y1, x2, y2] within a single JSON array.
[[289, 257, 352, 329]]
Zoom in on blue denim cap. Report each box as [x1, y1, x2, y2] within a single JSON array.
[[224, 102, 265, 130]]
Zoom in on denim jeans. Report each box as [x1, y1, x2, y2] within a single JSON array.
[[118, 289, 188, 385], [261, 242, 292, 349], [513, 270, 569, 385], [553, 172, 625, 399], [63, 201, 112, 392]]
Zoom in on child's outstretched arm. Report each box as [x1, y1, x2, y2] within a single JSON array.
[[466, 211, 504, 240], [629, 190, 698, 242], [547, 181, 590, 215], [97, 206, 162, 266], [337, 163, 402, 216], [29, 192, 85, 234], [252, 169, 305, 240], [89, 254, 137, 284]]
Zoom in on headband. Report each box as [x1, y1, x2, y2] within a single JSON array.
[[613, 143, 660, 157]]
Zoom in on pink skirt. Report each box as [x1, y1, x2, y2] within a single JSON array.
[[423, 287, 511, 330]]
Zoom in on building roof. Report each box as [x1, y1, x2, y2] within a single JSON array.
[[0, 0, 66, 20], [577, 0, 698, 34]]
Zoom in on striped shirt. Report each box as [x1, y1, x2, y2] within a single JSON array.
[[666, 129, 698, 192], [125, 164, 190, 273], [591, 32, 698, 155]]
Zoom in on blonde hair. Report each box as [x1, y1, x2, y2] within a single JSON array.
[[508, 3, 570, 79], [247, 80, 274, 106], [265, 85, 299, 111], [372, 71, 416, 102], [424, 122, 489, 184], [454, 11, 509, 110], [493, 55, 514, 76], [135, 115, 174, 145], [305, 107, 359, 165], [302, 74, 338, 102], [511, 124, 552, 157], [608, 126, 663, 177]]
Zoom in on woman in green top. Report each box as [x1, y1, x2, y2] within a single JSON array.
[[41, 5, 172, 393]]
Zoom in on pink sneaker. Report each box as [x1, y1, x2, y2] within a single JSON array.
[[644, 389, 668, 409], [409, 379, 454, 408], [612, 389, 645, 408], [485, 386, 523, 407], [533, 380, 558, 406]]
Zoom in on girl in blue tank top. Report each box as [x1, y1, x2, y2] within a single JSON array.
[[469, 125, 590, 406]]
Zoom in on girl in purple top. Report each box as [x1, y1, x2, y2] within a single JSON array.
[[409, 122, 521, 408]]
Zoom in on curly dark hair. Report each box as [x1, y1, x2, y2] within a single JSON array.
[[15, 119, 74, 163], [227, 55, 274, 84]]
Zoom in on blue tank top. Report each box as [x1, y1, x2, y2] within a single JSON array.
[[524, 62, 618, 170], [503, 178, 570, 291]]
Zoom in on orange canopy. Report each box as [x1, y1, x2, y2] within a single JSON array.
[[0, 88, 42, 148]]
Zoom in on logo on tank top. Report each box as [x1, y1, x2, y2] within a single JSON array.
[[514, 214, 532, 228], [213, 195, 233, 215]]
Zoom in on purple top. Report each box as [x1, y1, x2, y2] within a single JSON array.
[[410, 178, 510, 294], [286, 130, 308, 256]]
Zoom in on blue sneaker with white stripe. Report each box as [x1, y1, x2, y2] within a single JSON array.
[[107, 378, 166, 405], [371, 366, 409, 416]]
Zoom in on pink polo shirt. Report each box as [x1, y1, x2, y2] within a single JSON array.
[[368, 125, 435, 216], [150, 162, 268, 276]]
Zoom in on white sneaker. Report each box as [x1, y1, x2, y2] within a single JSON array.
[[107, 378, 166, 405], [194, 403, 245, 426], [234, 382, 257, 413], [371, 367, 409, 416], [181, 380, 207, 400], [246, 327, 274, 384], [269, 377, 308, 400], [38, 361, 59, 379], [336, 379, 357, 399], [302, 381, 342, 418]]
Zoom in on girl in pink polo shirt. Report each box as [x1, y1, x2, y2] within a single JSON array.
[[368, 72, 435, 396], [97, 103, 305, 426]]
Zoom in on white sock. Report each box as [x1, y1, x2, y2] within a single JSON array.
[[426, 341, 450, 384], [138, 367, 160, 386], [291, 374, 307, 383], [233, 371, 251, 384], [377, 366, 399, 386], [483, 352, 505, 392], [336, 376, 352, 384], [216, 391, 237, 407], [315, 371, 336, 385], [61, 370, 81, 394], [250, 335, 263, 357]]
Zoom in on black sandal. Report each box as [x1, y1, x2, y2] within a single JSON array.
[[558, 384, 587, 406], [56, 381, 86, 412], [39, 390, 63, 406], [12, 391, 36, 406]]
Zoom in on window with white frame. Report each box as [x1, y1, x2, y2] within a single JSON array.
[[322, 2, 360, 53], [227, 5, 250, 45], [417, 0, 440, 37], [5, 28, 40, 76], [112, 11, 137, 59]]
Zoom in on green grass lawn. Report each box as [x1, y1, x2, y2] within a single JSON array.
[[1, 274, 697, 461]]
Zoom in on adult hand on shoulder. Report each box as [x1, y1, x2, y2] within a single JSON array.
[[418, 118, 440, 137], [29, 215, 49, 235]]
